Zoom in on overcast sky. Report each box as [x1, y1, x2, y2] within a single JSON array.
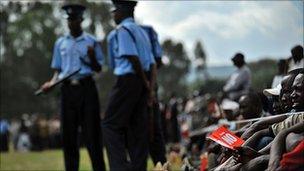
[[134, 1, 303, 66]]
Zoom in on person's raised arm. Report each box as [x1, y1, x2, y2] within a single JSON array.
[[267, 122, 304, 171], [241, 115, 288, 139]]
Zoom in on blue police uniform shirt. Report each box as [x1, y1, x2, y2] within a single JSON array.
[[140, 25, 162, 59], [107, 17, 155, 76], [51, 32, 104, 79], [0, 120, 9, 134]]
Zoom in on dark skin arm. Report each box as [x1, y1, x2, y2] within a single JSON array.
[[234, 123, 251, 137], [149, 63, 157, 105], [259, 141, 272, 154], [241, 115, 287, 140], [127, 56, 155, 106], [86, 45, 102, 72], [267, 122, 304, 171], [126, 55, 150, 90], [41, 70, 59, 91], [242, 128, 271, 148]]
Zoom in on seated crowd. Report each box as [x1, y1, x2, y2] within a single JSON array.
[[200, 68, 304, 171]]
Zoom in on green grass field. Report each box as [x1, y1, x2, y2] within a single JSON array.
[[0, 148, 157, 171]]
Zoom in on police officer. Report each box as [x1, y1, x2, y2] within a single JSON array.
[[103, 0, 156, 170], [41, 4, 105, 171], [140, 25, 167, 165]]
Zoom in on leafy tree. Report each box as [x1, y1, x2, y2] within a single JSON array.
[[194, 40, 208, 80], [1, 2, 61, 117], [248, 59, 276, 92], [158, 39, 190, 100]]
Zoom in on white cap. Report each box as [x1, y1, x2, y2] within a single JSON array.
[[221, 98, 239, 111], [263, 84, 281, 96]]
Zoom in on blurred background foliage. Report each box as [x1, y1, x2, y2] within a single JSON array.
[[0, 1, 277, 118]]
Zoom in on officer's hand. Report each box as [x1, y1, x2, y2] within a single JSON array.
[[87, 46, 95, 58], [144, 80, 151, 91], [147, 89, 155, 107], [41, 81, 54, 92]]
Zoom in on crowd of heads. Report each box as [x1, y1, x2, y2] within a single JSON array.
[[148, 45, 303, 170], [166, 45, 304, 171]]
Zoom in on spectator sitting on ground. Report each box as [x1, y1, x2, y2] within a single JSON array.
[[241, 68, 303, 140], [240, 70, 304, 152], [212, 70, 304, 170]]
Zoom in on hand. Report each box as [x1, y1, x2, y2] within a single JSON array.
[[218, 147, 234, 164], [41, 81, 54, 92], [215, 156, 242, 171], [144, 80, 151, 91], [241, 127, 256, 140], [87, 46, 95, 58], [147, 89, 155, 107], [233, 146, 261, 163], [207, 143, 221, 153], [241, 123, 260, 140]]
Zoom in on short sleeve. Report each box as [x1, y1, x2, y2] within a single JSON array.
[[117, 28, 138, 58], [51, 39, 62, 70], [107, 34, 116, 69], [151, 28, 162, 58]]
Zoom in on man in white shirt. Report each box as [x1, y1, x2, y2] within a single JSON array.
[[271, 59, 287, 88], [223, 53, 251, 101]]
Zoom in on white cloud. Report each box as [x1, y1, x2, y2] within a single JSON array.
[[135, 1, 303, 65]]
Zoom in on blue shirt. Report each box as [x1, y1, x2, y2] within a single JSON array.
[[140, 25, 162, 59], [0, 120, 9, 134], [107, 17, 155, 76], [51, 32, 104, 79]]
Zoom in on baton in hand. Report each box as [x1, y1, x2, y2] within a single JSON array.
[[34, 69, 81, 96]]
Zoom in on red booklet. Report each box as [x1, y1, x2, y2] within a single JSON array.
[[207, 126, 244, 150]]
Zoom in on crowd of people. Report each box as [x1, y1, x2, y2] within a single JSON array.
[[1, 0, 303, 171], [173, 46, 304, 171], [0, 114, 61, 152]]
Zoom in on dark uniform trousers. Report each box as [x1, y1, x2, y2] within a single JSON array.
[[149, 88, 167, 165], [102, 74, 149, 171], [60, 77, 105, 171]]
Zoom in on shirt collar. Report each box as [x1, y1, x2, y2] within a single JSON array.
[[67, 32, 86, 42], [117, 17, 135, 28]]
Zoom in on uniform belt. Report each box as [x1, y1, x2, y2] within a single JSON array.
[[64, 76, 93, 86]]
